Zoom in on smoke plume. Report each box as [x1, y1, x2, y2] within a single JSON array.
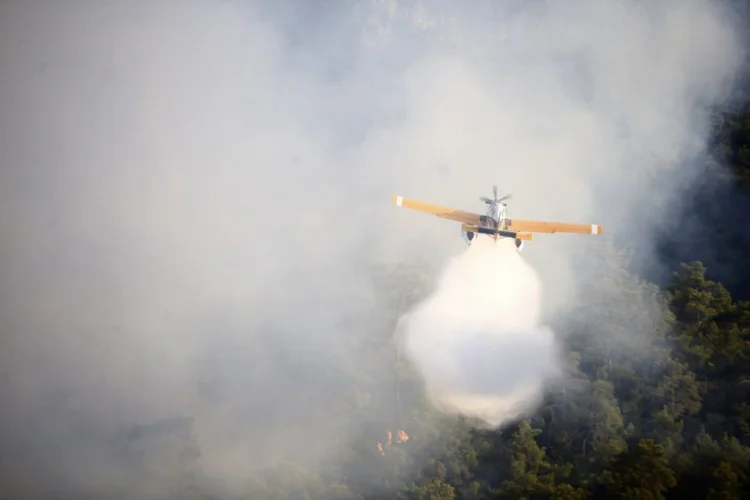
[[0, 0, 747, 497], [398, 236, 561, 427]]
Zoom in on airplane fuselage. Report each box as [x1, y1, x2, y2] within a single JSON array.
[[486, 202, 507, 226], [461, 202, 524, 250]]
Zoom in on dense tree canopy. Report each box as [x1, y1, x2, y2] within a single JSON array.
[[711, 104, 750, 181]]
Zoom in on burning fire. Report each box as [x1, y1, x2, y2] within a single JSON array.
[[377, 429, 410, 455]]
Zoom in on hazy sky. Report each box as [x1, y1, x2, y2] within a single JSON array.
[[0, 0, 746, 496]]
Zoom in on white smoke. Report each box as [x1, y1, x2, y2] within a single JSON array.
[[0, 0, 747, 497], [397, 236, 562, 427]]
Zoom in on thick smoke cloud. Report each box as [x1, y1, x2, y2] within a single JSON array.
[[0, 0, 746, 497], [397, 236, 561, 427]]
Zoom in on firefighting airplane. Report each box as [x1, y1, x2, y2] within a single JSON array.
[[391, 186, 603, 251]]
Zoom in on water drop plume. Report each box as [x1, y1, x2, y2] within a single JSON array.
[[397, 236, 562, 427]]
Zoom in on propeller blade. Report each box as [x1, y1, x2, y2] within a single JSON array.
[[493, 185, 498, 200], [498, 194, 512, 203]]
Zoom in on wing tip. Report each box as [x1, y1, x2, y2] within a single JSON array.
[[392, 195, 404, 207], [591, 224, 603, 235]]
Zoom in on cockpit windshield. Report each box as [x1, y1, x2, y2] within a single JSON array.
[[487, 202, 508, 222]]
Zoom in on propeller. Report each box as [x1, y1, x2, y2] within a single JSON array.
[[480, 185, 512, 204]]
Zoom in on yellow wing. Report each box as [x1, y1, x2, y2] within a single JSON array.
[[392, 194, 603, 236], [503, 219, 603, 235], [392, 195, 483, 226]]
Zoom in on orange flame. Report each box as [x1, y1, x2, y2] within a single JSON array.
[[377, 429, 410, 454]]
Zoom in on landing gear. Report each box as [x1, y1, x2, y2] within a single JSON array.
[[461, 230, 475, 246], [515, 238, 524, 251]]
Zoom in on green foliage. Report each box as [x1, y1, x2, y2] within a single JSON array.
[[598, 439, 677, 500], [494, 420, 556, 498], [376, 248, 750, 500], [711, 105, 750, 180], [399, 479, 456, 500]]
